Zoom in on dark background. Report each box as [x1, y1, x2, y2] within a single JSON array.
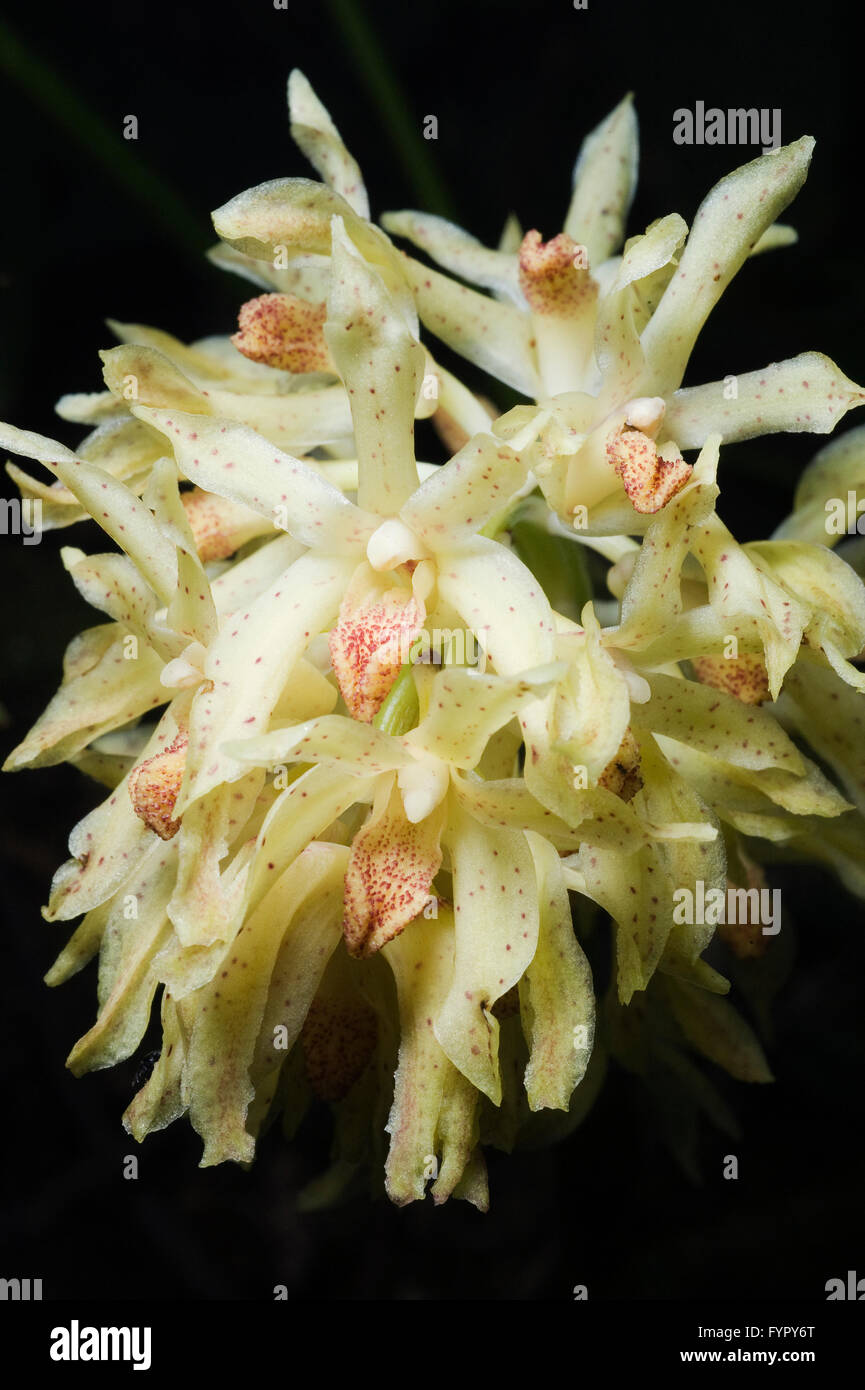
[[0, 0, 863, 1301]]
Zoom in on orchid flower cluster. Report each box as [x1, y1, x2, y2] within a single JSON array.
[[4, 73, 865, 1208]]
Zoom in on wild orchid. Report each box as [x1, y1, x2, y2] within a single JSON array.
[[3, 72, 865, 1206]]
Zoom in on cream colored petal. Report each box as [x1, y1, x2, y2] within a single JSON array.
[[641, 672, 805, 775], [435, 801, 539, 1102], [383, 906, 482, 1207], [288, 70, 369, 218], [520, 833, 594, 1111], [665, 353, 864, 449], [246, 764, 377, 917], [168, 771, 264, 948], [406, 666, 560, 770], [66, 840, 176, 1074], [3, 631, 166, 771], [226, 714, 409, 776], [179, 550, 357, 810], [436, 537, 556, 675], [399, 432, 530, 546], [401, 255, 541, 397], [565, 94, 638, 268], [664, 979, 773, 1082], [184, 842, 347, 1165], [134, 407, 375, 550], [642, 138, 815, 392], [0, 422, 177, 604], [325, 218, 425, 514], [382, 209, 521, 303], [123, 992, 189, 1141]]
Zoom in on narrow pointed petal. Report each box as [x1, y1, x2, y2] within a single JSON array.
[[691, 513, 808, 695], [641, 672, 805, 774], [435, 803, 539, 1102], [402, 255, 541, 397], [44, 902, 110, 986], [252, 846, 350, 1088], [61, 549, 174, 662], [211, 177, 411, 317], [775, 425, 865, 546], [382, 209, 522, 303], [665, 979, 773, 1082], [406, 666, 560, 770], [135, 407, 375, 549], [436, 537, 557, 675], [565, 95, 639, 267], [5, 417, 165, 530], [123, 993, 188, 1141], [778, 659, 865, 815], [0, 422, 178, 604], [383, 907, 480, 1205], [747, 539, 865, 665], [400, 433, 530, 545], [595, 214, 688, 403], [101, 343, 209, 412], [642, 138, 815, 392], [612, 436, 719, 649], [65, 841, 175, 1075], [520, 834, 594, 1110], [666, 353, 864, 448], [750, 223, 797, 254], [168, 771, 264, 947], [185, 843, 346, 1165], [144, 457, 218, 648], [225, 714, 409, 776], [288, 70, 370, 218], [179, 550, 357, 809], [41, 700, 190, 921], [550, 607, 631, 780], [3, 630, 166, 770], [576, 835, 673, 1004], [638, 737, 727, 985], [325, 218, 424, 513], [451, 775, 582, 852], [245, 764, 377, 915]]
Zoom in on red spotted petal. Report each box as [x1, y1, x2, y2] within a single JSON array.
[[343, 779, 445, 958], [232, 292, 331, 373], [301, 994, 379, 1100], [608, 429, 692, 514], [518, 230, 596, 316], [329, 572, 424, 722], [181, 487, 267, 562], [692, 654, 771, 705], [127, 732, 188, 839]]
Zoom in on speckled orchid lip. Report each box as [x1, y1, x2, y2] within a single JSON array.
[[2, 68, 865, 1208]]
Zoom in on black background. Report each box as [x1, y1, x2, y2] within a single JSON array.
[[0, 0, 863, 1301]]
